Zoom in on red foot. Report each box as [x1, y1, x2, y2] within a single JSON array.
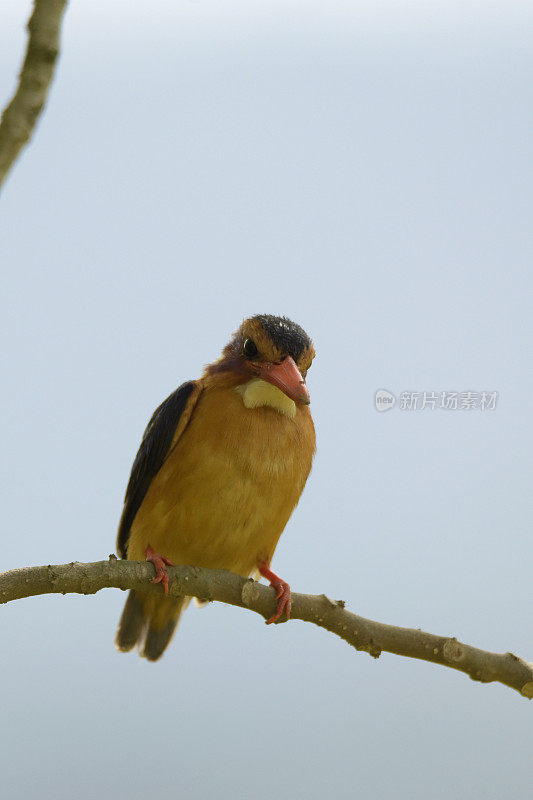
[[258, 561, 291, 624], [145, 545, 175, 596]]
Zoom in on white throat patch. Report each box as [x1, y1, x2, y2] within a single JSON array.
[[236, 378, 296, 419]]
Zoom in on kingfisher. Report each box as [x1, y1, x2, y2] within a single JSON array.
[[115, 314, 316, 660]]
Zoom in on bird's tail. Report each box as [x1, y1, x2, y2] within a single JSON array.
[[115, 590, 189, 661]]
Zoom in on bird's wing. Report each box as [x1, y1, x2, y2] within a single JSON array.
[[117, 380, 201, 558]]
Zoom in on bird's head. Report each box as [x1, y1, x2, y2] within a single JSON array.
[[204, 314, 315, 413]]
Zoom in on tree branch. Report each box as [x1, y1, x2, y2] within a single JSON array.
[[1, 558, 532, 699], [0, 0, 69, 189]]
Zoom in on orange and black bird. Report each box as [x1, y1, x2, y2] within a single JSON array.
[[115, 314, 316, 660]]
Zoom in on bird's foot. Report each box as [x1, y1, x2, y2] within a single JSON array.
[[258, 561, 291, 624], [145, 545, 175, 596]]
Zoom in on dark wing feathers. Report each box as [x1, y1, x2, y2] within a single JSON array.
[[117, 381, 196, 558]]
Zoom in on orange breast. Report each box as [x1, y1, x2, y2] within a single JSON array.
[[127, 385, 315, 576]]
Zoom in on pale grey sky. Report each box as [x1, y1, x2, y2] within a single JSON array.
[[1, 2, 532, 798]]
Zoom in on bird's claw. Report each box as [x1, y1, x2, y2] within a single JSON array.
[[145, 545, 175, 596], [266, 580, 291, 624], [257, 561, 291, 624]]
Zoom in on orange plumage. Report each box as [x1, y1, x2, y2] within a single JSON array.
[[115, 314, 316, 659]]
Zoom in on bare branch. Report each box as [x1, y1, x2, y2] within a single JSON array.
[[1, 558, 532, 699], [0, 0, 69, 189]]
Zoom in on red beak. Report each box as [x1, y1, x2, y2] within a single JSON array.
[[259, 356, 310, 405]]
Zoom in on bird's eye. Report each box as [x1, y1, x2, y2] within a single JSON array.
[[243, 338, 258, 359]]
